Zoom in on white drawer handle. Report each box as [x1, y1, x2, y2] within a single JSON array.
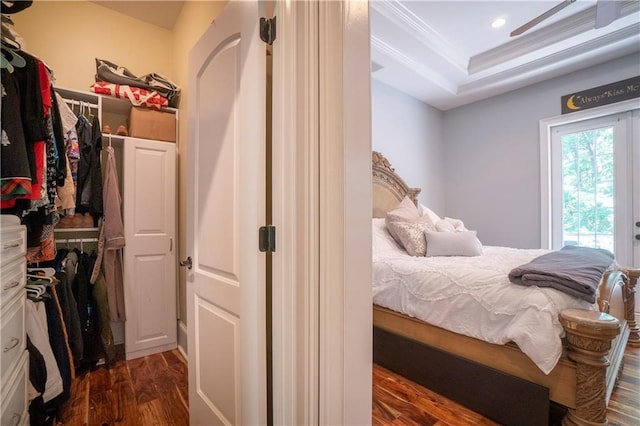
[[2, 281, 21, 292], [3, 337, 20, 352], [10, 413, 21, 426], [3, 242, 20, 250]]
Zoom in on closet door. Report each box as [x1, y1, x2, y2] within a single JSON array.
[[123, 137, 177, 360]]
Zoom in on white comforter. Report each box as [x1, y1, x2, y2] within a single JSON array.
[[372, 220, 597, 374]]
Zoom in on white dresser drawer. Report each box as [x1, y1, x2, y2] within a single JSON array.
[[1, 257, 25, 309], [0, 352, 28, 426], [0, 295, 26, 384], [0, 217, 26, 268]]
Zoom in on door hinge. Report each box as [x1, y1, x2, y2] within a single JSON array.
[[259, 225, 276, 252], [260, 16, 276, 45]]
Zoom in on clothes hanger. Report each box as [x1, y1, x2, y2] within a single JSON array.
[[0, 52, 11, 72], [27, 267, 56, 277], [26, 283, 50, 301], [26, 274, 53, 283], [2, 45, 25, 68]]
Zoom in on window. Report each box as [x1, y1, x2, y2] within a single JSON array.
[[557, 123, 614, 251], [540, 101, 638, 269]]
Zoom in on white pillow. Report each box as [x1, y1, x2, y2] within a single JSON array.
[[435, 217, 468, 232], [435, 219, 456, 232], [424, 230, 482, 257], [419, 204, 442, 224], [372, 218, 401, 252]]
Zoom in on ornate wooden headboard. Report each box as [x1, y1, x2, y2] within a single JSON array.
[[372, 151, 421, 218]]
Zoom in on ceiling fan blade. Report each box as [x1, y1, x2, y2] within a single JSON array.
[[510, 0, 576, 37], [595, 0, 622, 29]]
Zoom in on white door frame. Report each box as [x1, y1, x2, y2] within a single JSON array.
[[271, 1, 319, 424], [539, 98, 640, 250], [318, 1, 372, 425], [271, 1, 372, 424]]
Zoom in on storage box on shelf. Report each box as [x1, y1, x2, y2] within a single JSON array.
[[129, 107, 176, 142]]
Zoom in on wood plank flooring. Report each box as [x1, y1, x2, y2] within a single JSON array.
[[56, 343, 638, 425], [55, 348, 188, 425], [373, 342, 639, 425]]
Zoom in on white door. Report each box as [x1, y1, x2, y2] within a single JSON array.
[[123, 137, 177, 360], [186, 1, 267, 424], [550, 109, 640, 313], [550, 111, 638, 267], [550, 113, 629, 262]]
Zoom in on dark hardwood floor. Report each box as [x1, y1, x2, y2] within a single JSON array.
[[373, 342, 639, 425], [55, 348, 188, 425], [55, 343, 638, 425]]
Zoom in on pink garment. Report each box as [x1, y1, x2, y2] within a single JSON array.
[[91, 146, 126, 321]]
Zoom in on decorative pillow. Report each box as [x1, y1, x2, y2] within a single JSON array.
[[435, 217, 469, 232], [419, 204, 442, 224], [385, 196, 420, 243], [388, 218, 436, 256], [424, 230, 482, 257], [435, 219, 456, 232]]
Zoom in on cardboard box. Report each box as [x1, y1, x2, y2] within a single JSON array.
[[128, 107, 176, 142]]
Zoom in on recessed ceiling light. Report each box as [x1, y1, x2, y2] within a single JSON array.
[[492, 17, 506, 28]]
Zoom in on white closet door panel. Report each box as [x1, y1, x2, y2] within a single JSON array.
[[129, 253, 173, 341], [123, 137, 177, 360], [130, 147, 170, 235]]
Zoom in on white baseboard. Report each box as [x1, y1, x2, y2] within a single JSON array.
[[178, 320, 188, 358]]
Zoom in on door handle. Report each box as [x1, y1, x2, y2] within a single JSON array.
[[636, 234, 640, 241], [636, 221, 640, 227], [179, 256, 192, 270]]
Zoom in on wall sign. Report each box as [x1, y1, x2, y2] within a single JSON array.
[[561, 76, 640, 114]]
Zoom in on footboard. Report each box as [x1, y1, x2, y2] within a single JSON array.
[[559, 269, 637, 426], [623, 269, 640, 346]]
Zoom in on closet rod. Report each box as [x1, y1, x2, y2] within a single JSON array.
[[62, 98, 99, 109], [55, 237, 99, 244]]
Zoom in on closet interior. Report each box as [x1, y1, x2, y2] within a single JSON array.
[[1, 10, 178, 425]]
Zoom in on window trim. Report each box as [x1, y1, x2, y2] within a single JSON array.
[[539, 98, 639, 249]]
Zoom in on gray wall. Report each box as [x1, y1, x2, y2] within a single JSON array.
[[443, 53, 640, 248], [372, 80, 445, 212]]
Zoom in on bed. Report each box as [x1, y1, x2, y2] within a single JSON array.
[[371, 151, 640, 426]]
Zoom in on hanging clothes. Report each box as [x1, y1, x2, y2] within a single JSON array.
[[43, 286, 73, 408], [93, 271, 116, 363], [26, 335, 50, 426], [0, 48, 49, 204], [75, 113, 103, 225], [25, 299, 64, 404], [72, 250, 105, 366], [51, 248, 83, 364], [91, 145, 126, 321], [54, 92, 78, 214], [0, 67, 32, 200]]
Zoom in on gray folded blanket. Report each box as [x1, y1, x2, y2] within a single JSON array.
[[508, 245, 614, 303]]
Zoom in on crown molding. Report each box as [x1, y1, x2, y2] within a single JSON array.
[[371, 35, 458, 94], [460, 23, 640, 95], [469, 0, 640, 75], [370, 0, 468, 72]]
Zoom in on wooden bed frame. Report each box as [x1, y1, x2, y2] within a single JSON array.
[[372, 151, 639, 426]]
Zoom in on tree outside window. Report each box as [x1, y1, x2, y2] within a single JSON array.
[[561, 127, 614, 252]]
